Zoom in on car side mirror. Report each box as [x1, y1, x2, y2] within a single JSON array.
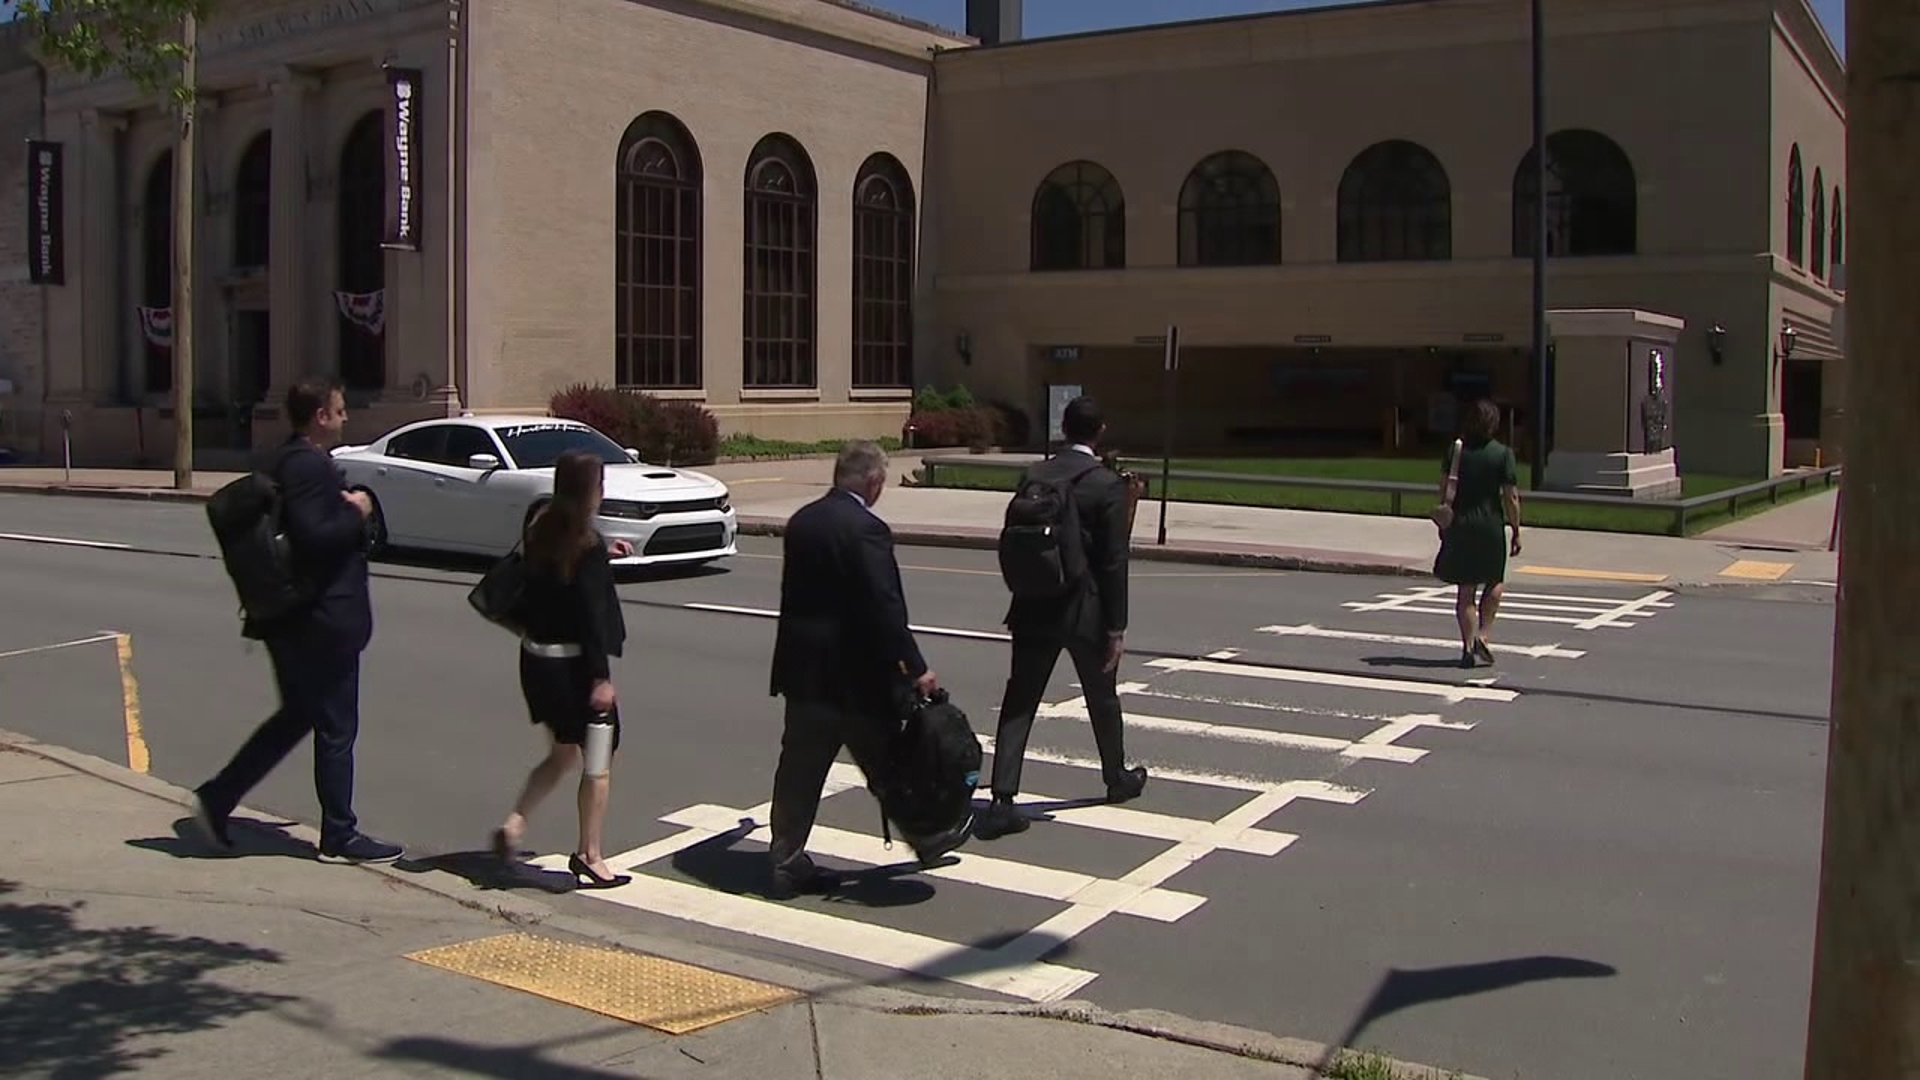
[[624, 447, 641, 463], [467, 453, 502, 471]]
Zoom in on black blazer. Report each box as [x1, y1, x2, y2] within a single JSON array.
[[263, 437, 372, 650], [518, 537, 627, 680], [1004, 450, 1131, 643], [769, 489, 927, 716]]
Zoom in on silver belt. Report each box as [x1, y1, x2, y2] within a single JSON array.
[[521, 639, 583, 659]]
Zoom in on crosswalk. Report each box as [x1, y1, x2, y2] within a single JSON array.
[[1343, 584, 1675, 631], [531, 619, 1527, 1003]]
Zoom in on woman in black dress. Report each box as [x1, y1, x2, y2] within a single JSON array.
[[492, 451, 633, 888], [1433, 400, 1524, 668]]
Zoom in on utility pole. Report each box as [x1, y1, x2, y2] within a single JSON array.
[[1526, 0, 1549, 491], [172, 12, 196, 491], [1800, 0, 1920, 1074]]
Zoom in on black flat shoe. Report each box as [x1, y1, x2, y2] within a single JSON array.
[[568, 853, 631, 890], [491, 828, 515, 866], [1106, 766, 1148, 805], [1472, 639, 1496, 665]]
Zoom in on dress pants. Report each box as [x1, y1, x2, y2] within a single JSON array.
[[990, 632, 1128, 799], [200, 631, 362, 847], [767, 696, 892, 871]]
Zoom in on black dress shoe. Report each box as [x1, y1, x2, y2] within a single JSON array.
[[1106, 766, 1148, 805], [974, 798, 1030, 841], [191, 791, 234, 852], [770, 863, 844, 900], [907, 814, 973, 867], [318, 832, 403, 864]]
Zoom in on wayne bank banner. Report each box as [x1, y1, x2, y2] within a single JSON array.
[[383, 65, 423, 251], [26, 140, 65, 285]]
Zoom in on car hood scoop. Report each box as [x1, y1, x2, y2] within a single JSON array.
[[641, 471, 677, 479]]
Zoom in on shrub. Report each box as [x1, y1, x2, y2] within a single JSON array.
[[904, 406, 994, 449], [982, 399, 1032, 448], [548, 383, 719, 466], [913, 383, 977, 413]]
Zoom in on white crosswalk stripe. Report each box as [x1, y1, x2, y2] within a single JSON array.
[[1343, 584, 1675, 631], [535, 626, 1517, 1002]]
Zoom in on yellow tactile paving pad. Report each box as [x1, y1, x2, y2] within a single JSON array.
[[1718, 559, 1794, 581], [406, 933, 802, 1034]]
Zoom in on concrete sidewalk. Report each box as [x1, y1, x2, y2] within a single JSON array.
[[0, 729, 1477, 1080], [0, 459, 1838, 586]]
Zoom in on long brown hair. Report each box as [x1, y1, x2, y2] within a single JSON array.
[[525, 451, 603, 581], [1463, 399, 1501, 446]]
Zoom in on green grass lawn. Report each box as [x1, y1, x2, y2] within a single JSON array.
[[717, 434, 903, 460], [923, 455, 1827, 537]]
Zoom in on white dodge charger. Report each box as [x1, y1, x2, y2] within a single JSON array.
[[331, 414, 737, 567]]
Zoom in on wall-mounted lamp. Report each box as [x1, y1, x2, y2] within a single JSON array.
[[1706, 323, 1727, 365], [1778, 322, 1798, 360], [955, 330, 973, 366]]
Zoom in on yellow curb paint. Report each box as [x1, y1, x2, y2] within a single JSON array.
[[115, 633, 149, 775], [1512, 565, 1671, 584], [1718, 559, 1794, 581]]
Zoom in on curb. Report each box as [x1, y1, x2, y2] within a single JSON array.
[[736, 517, 1431, 579], [0, 726, 1485, 1080], [0, 481, 216, 503]]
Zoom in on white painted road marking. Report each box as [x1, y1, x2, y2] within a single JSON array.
[[1343, 585, 1674, 630], [658, 802, 1207, 922], [0, 532, 134, 551], [1037, 696, 1473, 764], [1256, 623, 1587, 659], [1144, 656, 1518, 704], [0, 631, 123, 662], [680, 601, 1013, 642]]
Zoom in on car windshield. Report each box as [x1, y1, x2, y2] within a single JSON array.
[[496, 423, 629, 469]]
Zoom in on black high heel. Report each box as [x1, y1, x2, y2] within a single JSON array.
[[491, 828, 515, 866], [569, 853, 631, 890]]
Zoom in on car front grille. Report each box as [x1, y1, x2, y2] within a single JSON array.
[[601, 496, 727, 520], [643, 523, 729, 557]]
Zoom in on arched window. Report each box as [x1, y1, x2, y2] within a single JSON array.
[[1786, 145, 1805, 267], [1030, 161, 1125, 271], [1178, 151, 1280, 267], [1337, 140, 1451, 262], [1830, 188, 1843, 279], [1512, 129, 1636, 257], [616, 112, 702, 390], [142, 151, 174, 393], [742, 134, 817, 389], [337, 111, 386, 391], [1810, 170, 1827, 280], [852, 153, 915, 389], [233, 132, 272, 270]]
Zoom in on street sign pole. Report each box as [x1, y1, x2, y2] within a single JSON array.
[[1157, 325, 1179, 547]]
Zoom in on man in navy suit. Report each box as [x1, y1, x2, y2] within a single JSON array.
[[193, 377, 401, 863], [765, 440, 966, 898]]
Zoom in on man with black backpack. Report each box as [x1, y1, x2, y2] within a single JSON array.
[[192, 377, 401, 864], [981, 396, 1147, 840]]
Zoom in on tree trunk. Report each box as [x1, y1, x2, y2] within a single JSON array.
[[171, 13, 196, 490], [1801, 0, 1920, 1075]]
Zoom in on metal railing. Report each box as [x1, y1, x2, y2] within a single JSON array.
[[919, 455, 1841, 537]]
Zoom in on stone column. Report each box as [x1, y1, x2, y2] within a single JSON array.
[[269, 68, 319, 397], [191, 95, 220, 408], [76, 109, 127, 400]]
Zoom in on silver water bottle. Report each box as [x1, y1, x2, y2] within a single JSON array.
[[583, 712, 615, 778]]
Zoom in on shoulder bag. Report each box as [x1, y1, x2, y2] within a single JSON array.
[[1430, 438, 1464, 530]]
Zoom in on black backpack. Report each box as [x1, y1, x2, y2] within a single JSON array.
[[877, 689, 983, 843], [997, 456, 1100, 600], [206, 447, 314, 638]]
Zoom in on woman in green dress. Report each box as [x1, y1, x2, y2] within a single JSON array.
[[1433, 400, 1523, 668]]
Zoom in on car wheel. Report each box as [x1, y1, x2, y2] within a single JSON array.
[[360, 489, 390, 558]]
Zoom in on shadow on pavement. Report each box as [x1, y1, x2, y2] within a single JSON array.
[[127, 816, 322, 862], [1318, 954, 1619, 1074], [1361, 654, 1475, 671], [371, 1033, 663, 1079], [667, 820, 938, 909], [0, 877, 297, 1076], [393, 850, 580, 895]]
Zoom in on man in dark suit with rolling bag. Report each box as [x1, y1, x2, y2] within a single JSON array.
[[977, 395, 1147, 840], [766, 440, 970, 899]]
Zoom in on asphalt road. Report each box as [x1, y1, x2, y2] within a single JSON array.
[[0, 492, 1834, 1080]]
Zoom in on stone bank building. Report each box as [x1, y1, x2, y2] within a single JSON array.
[[0, 0, 1846, 477]]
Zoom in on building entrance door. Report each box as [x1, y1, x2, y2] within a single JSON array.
[[231, 308, 271, 451]]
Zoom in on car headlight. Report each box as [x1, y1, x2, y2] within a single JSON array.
[[716, 489, 731, 513], [601, 499, 657, 520]]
